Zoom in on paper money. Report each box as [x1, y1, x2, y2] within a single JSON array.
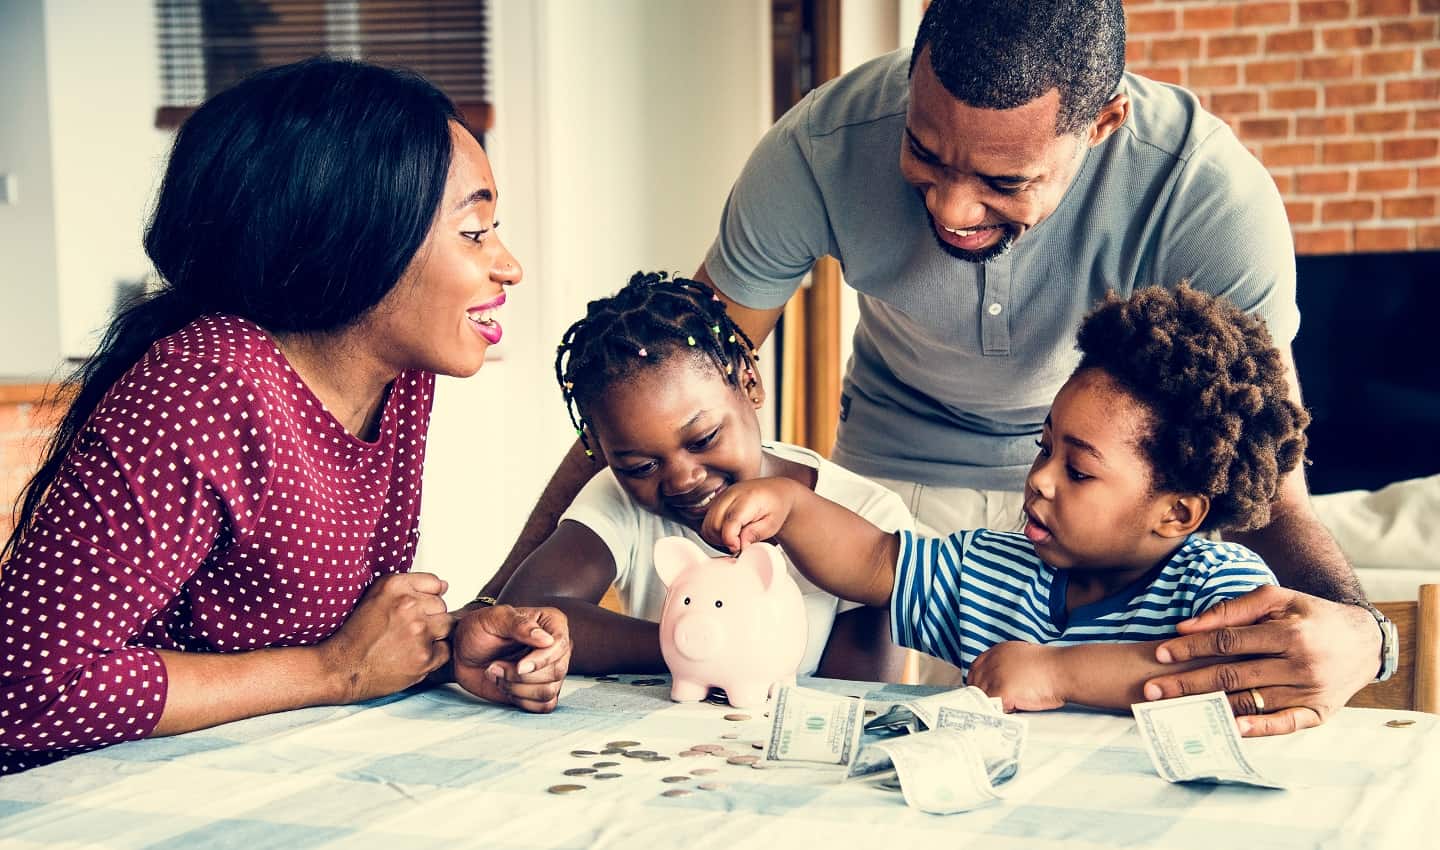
[[1130, 691, 1285, 789], [933, 706, 1026, 784], [766, 685, 865, 765], [864, 686, 1001, 735], [865, 729, 1001, 815]]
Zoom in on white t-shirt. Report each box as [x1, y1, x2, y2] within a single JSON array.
[[561, 441, 914, 675]]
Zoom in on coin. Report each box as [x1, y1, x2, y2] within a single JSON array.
[[645, 755, 671, 762], [727, 754, 759, 765], [749, 761, 772, 770], [698, 782, 726, 791], [724, 713, 751, 722], [690, 768, 718, 776], [678, 750, 705, 757], [864, 709, 877, 719], [691, 743, 723, 753], [563, 767, 597, 776], [595, 675, 620, 682], [660, 788, 693, 797], [593, 772, 622, 780], [548, 784, 587, 794], [622, 750, 654, 759], [1386, 719, 1417, 728], [751, 742, 765, 750], [593, 761, 619, 768], [600, 747, 625, 755], [721, 733, 739, 739], [570, 750, 598, 757], [607, 740, 641, 748], [661, 775, 690, 783]]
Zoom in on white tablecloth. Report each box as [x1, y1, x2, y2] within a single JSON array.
[[2, 676, 1436, 849]]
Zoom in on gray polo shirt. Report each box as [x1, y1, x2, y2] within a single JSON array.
[[704, 48, 1299, 491]]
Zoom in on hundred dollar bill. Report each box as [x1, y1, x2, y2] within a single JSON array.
[[933, 706, 1026, 785], [864, 686, 1001, 735], [1130, 691, 1285, 789], [766, 685, 865, 766], [866, 729, 1001, 815]]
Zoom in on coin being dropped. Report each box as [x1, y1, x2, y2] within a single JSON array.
[[724, 713, 751, 722], [593, 761, 619, 768], [698, 782, 726, 791], [607, 740, 641, 748], [661, 775, 690, 783], [1386, 719, 1417, 728], [548, 784, 587, 794], [570, 750, 598, 757], [690, 768, 718, 776], [727, 754, 759, 765], [593, 772, 622, 780], [563, 767, 597, 776], [660, 788, 693, 798]]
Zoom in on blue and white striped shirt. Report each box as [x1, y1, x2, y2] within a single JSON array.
[[889, 530, 1276, 679]]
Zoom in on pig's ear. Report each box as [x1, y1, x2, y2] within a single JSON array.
[[654, 536, 706, 588], [736, 542, 783, 591]]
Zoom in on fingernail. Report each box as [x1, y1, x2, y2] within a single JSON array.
[[486, 664, 503, 679], [1144, 683, 1162, 701], [1237, 718, 1251, 735], [1156, 647, 1173, 663], [519, 660, 536, 675]]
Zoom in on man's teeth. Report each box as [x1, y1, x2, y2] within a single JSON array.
[[944, 225, 986, 237]]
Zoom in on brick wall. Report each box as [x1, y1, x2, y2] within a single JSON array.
[[1124, 0, 1440, 254]]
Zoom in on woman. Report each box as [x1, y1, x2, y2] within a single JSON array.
[[0, 59, 570, 775]]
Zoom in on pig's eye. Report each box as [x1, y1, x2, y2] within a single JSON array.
[[683, 597, 691, 605], [714, 600, 723, 608]]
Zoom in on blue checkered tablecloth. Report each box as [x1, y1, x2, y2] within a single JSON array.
[[1, 676, 1435, 849]]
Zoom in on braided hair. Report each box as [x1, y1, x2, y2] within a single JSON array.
[[555, 271, 759, 457], [1075, 283, 1310, 532]]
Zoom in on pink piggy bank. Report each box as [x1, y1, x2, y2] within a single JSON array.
[[654, 536, 808, 708]]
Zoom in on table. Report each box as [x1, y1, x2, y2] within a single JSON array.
[[2, 676, 1436, 849]]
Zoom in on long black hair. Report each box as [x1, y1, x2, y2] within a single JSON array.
[[3, 58, 460, 561]]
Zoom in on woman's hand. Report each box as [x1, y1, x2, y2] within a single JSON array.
[[1144, 585, 1380, 736], [318, 572, 454, 703], [452, 605, 571, 713], [968, 642, 1067, 712]]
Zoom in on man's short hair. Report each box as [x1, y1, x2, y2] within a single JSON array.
[[910, 0, 1127, 136]]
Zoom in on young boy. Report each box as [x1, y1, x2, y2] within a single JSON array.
[[702, 284, 1310, 712]]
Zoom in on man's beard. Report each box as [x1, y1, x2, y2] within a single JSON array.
[[926, 211, 1019, 263]]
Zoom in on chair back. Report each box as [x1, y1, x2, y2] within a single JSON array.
[[1347, 584, 1439, 713]]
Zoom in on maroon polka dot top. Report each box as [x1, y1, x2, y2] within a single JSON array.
[[1, 315, 434, 773]]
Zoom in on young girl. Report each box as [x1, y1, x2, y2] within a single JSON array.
[[483, 271, 913, 681], [702, 284, 1310, 714]]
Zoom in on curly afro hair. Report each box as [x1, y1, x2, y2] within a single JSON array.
[[1075, 284, 1310, 532]]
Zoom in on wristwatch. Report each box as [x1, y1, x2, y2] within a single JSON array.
[[474, 595, 498, 608], [1358, 602, 1399, 683]]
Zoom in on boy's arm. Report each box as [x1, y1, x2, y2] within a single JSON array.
[[968, 640, 1213, 713], [703, 478, 898, 608]]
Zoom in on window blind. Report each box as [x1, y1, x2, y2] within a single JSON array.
[[154, 0, 491, 131]]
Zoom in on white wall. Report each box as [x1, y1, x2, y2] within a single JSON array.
[[0, 0, 63, 377], [411, 0, 776, 604]]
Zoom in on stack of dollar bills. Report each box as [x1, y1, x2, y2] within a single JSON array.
[[765, 685, 1026, 814]]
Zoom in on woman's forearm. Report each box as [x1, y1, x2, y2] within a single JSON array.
[[151, 645, 344, 736]]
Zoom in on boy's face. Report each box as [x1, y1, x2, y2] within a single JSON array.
[[1022, 368, 1185, 573], [586, 354, 765, 536]]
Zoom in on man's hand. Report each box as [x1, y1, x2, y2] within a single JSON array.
[[968, 642, 1067, 712], [1144, 585, 1379, 737], [452, 605, 571, 713]]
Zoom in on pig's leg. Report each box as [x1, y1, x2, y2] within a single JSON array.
[[671, 678, 710, 703], [723, 684, 768, 709]]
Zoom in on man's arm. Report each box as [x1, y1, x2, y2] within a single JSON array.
[[1225, 347, 1364, 603], [693, 263, 787, 348]]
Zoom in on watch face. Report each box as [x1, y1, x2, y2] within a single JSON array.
[[1377, 618, 1400, 683]]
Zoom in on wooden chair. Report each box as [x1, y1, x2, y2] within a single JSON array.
[[1347, 584, 1439, 713]]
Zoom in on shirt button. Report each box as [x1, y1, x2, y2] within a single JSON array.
[[987, 302, 1004, 316]]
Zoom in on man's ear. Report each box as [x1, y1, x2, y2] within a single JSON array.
[[1087, 92, 1130, 147], [1153, 493, 1209, 539]]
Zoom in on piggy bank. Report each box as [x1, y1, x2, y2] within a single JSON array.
[[654, 536, 808, 708]]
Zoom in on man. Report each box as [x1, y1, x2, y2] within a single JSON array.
[[466, 0, 1387, 736]]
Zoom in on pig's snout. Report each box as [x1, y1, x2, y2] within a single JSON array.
[[672, 614, 725, 661]]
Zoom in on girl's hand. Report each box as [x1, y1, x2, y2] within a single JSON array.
[[318, 572, 454, 703], [701, 478, 803, 554], [967, 642, 1067, 712], [452, 605, 571, 713]]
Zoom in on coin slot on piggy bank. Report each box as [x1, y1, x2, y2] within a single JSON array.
[[653, 537, 808, 708]]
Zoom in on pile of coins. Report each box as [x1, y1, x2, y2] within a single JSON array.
[[547, 712, 774, 797]]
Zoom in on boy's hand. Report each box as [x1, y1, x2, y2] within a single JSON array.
[[701, 478, 803, 554], [968, 642, 1067, 712]]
